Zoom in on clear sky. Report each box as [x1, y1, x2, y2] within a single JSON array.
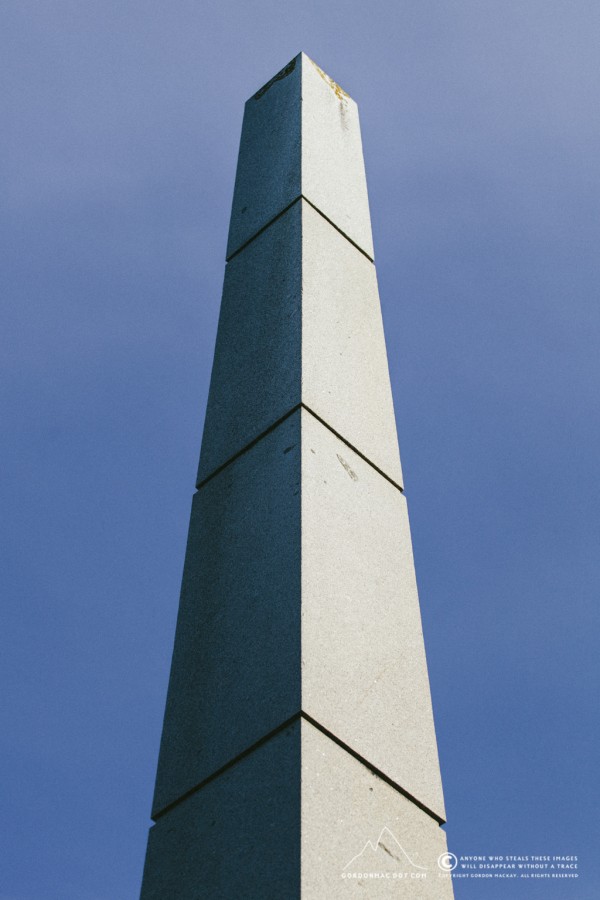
[[2, 2, 599, 898]]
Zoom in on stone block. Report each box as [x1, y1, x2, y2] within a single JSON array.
[[198, 200, 401, 487], [226, 54, 374, 260], [158, 410, 441, 821]]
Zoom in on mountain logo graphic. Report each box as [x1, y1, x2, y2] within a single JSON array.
[[343, 827, 429, 872]]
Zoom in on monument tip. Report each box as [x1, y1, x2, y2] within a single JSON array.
[[249, 52, 351, 105]]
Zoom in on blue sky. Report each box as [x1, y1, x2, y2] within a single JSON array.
[[2, 2, 599, 897]]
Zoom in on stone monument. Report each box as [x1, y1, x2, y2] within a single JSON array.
[[140, 53, 455, 899]]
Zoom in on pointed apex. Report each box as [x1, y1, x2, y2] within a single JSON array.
[[249, 54, 353, 105]]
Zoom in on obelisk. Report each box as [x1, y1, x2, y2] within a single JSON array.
[[140, 53, 455, 899]]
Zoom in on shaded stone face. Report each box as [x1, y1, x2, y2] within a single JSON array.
[[196, 204, 303, 485], [152, 413, 302, 818], [141, 53, 453, 899], [144, 722, 302, 900]]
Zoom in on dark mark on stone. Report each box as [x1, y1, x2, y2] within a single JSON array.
[[253, 58, 296, 100], [379, 843, 400, 862], [283, 445, 295, 454], [337, 453, 358, 481]]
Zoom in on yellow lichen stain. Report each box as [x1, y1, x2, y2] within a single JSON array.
[[311, 60, 349, 105]]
